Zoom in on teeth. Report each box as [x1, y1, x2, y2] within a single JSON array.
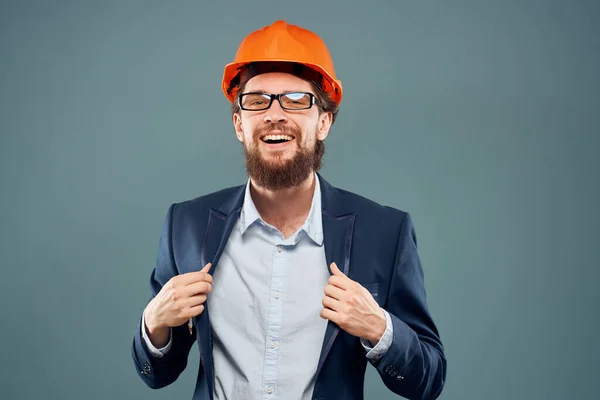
[[263, 135, 293, 141]]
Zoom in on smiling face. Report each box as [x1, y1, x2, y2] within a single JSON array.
[[233, 72, 333, 191]]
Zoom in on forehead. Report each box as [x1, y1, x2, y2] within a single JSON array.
[[243, 72, 314, 94]]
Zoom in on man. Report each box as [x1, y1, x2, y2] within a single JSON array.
[[132, 20, 446, 400]]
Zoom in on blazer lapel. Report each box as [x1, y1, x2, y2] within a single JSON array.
[[200, 208, 241, 273], [315, 174, 356, 380], [195, 185, 245, 400], [193, 176, 357, 393]]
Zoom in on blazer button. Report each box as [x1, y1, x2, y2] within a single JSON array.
[[141, 361, 152, 375]]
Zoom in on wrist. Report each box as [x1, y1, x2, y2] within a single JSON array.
[[367, 309, 386, 344], [144, 306, 163, 333]]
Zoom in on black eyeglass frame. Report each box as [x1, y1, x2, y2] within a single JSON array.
[[238, 91, 318, 111]]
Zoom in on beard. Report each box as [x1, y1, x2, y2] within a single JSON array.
[[243, 123, 325, 191]]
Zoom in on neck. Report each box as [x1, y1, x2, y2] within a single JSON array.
[[249, 172, 316, 236]]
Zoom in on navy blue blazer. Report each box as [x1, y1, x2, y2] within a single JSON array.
[[132, 174, 446, 400]]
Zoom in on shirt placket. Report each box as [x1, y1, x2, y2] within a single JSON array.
[[261, 241, 287, 399]]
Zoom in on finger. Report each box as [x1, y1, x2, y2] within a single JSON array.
[[330, 262, 345, 276], [200, 263, 211, 273], [199, 263, 213, 283], [186, 293, 208, 307], [322, 295, 340, 311], [179, 264, 213, 285], [194, 263, 213, 284], [327, 275, 351, 290], [188, 304, 205, 317], [324, 284, 345, 300], [320, 307, 338, 322], [183, 281, 213, 296]]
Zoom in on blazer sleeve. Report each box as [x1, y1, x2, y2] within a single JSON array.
[[370, 212, 447, 399], [131, 203, 197, 389]]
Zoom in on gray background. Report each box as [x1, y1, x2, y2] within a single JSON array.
[[1, 0, 598, 399]]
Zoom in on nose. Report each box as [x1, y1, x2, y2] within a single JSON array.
[[263, 98, 288, 124]]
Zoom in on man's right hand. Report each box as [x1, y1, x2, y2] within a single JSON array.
[[144, 263, 213, 347]]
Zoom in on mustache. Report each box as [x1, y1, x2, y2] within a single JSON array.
[[254, 123, 301, 139]]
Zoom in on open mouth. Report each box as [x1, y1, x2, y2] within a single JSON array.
[[260, 134, 295, 144]]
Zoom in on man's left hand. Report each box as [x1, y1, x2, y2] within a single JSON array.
[[320, 262, 386, 345]]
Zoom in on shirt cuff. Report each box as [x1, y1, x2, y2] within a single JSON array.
[[141, 310, 172, 358], [361, 309, 393, 361]]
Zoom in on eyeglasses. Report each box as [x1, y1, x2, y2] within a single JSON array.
[[239, 92, 317, 111]]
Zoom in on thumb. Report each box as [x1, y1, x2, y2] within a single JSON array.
[[201, 262, 212, 273], [330, 262, 344, 276]]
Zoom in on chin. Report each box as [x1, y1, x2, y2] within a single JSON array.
[[262, 157, 293, 168], [261, 151, 294, 163]]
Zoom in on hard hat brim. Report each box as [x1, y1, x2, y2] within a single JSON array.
[[222, 59, 342, 106]]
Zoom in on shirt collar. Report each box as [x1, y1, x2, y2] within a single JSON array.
[[239, 173, 323, 245]]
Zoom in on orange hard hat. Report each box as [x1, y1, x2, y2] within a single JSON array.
[[222, 20, 343, 106]]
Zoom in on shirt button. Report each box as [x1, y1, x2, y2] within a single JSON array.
[[270, 340, 277, 349], [274, 292, 280, 299], [266, 386, 274, 394], [276, 245, 283, 252]]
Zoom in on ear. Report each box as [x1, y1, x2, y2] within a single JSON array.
[[316, 111, 333, 141], [233, 112, 244, 142]]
